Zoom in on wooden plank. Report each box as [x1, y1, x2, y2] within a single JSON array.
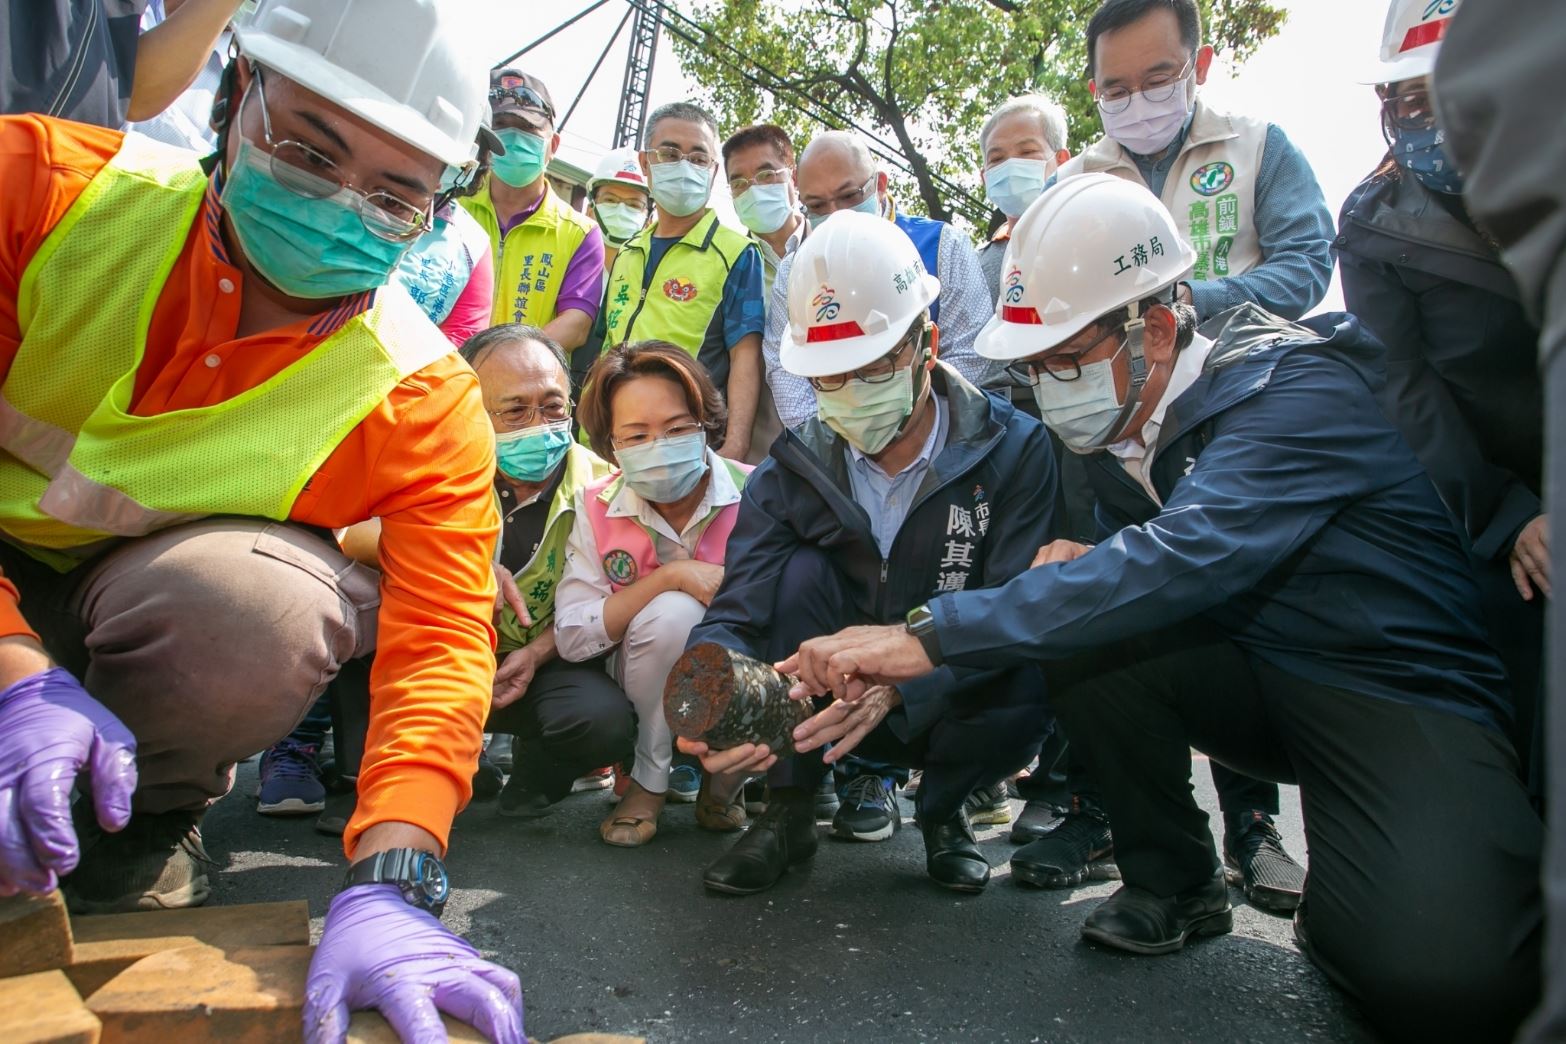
[[0, 969, 101, 1043], [0, 890, 75, 978]]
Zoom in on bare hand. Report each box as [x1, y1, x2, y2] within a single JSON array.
[[776, 624, 933, 700], [491, 648, 537, 710], [675, 736, 776, 776], [1031, 539, 1093, 568], [493, 562, 532, 630], [793, 685, 901, 762], [669, 560, 725, 606], [1510, 514, 1551, 601]]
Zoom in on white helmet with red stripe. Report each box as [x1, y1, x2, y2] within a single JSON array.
[[780, 210, 940, 377], [588, 147, 649, 195], [976, 173, 1194, 361], [1361, 0, 1461, 84]]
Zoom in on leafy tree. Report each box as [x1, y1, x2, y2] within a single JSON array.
[[666, 0, 1287, 226]]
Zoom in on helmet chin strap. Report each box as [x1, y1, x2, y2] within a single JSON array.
[[1084, 300, 1156, 450]]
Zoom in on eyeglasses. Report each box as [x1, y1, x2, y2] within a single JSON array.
[[1094, 59, 1194, 115], [727, 167, 792, 196], [612, 420, 705, 450], [488, 400, 571, 430], [489, 85, 555, 122], [643, 145, 714, 168], [1377, 87, 1437, 143], [801, 173, 877, 218], [809, 324, 927, 392], [1006, 325, 1122, 385], [248, 68, 434, 242]]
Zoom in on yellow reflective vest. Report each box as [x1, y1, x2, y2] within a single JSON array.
[[461, 181, 596, 327]]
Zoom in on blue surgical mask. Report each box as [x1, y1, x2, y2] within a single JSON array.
[[495, 419, 572, 483], [616, 432, 709, 502], [594, 201, 647, 245], [649, 161, 714, 217], [1031, 337, 1132, 452], [1391, 125, 1464, 196], [491, 128, 549, 187], [816, 364, 919, 455], [734, 183, 794, 235], [220, 138, 411, 299], [985, 157, 1053, 219]]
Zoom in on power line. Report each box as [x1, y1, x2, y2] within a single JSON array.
[[560, 7, 633, 132], [491, 0, 616, 70]]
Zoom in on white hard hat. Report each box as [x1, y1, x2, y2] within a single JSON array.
[[589, 147, 649, 195], [781, 211, 940, 378], [237, 0, 488, 168], [1361, 0, 1461, 85], [977, 173, 1195, 362]]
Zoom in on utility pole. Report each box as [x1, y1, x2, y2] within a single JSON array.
[[613, 0, 662, 149]]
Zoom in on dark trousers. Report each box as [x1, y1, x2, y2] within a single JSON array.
[[487, 654, 635, 803], [1049, 616, 1542, 1043], [764, 547, 1048, 823]]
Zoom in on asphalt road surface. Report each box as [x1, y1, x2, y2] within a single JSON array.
[[208, 754, 1381, 1043]]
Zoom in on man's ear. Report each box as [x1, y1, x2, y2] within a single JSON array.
[[1194, 44, 1216, 86], [548, 132, 561, 160], [1142, 303, 1180, 369], [926, 323, 941, 365]]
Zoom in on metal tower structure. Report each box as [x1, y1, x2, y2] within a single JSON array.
[[613, 0, 662, 149]]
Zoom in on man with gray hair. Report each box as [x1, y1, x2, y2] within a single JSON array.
[[977, 93, 1072, 301]]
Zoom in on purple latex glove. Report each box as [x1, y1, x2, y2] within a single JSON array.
[[0, 666, 137, 895], [304, 883, 525, 1044]]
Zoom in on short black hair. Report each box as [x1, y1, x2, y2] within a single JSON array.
[[1086, 0, 1202, 78], [459, 323, 569, 376], [721, 124, 795, 169]]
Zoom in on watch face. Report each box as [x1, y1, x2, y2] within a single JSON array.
[[413, 852, 450, 905]]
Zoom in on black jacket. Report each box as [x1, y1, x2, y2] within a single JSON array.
[[1, 1, 146, 129], [1336, 169, 1541, 561]]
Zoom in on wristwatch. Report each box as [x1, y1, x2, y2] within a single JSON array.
[[342, 848, 450, 917], [905, 604, 943, 667]]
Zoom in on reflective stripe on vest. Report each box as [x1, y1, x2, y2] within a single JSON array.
[[600, 212, 749, 354], [1, 131, 454, 567], [581, 460, 751, 592], [461, 183, 593, 327]]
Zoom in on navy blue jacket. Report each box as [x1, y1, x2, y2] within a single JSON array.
[[690, 363, 1060, 737], [1336, 169, 1542, 561], [930, 304, 1510, 731]]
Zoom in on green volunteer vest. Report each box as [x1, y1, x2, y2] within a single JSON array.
[[3, 132, 453, 570], [496, 442, 612, 653], [600, 211, 749, 354], [461, 181, 594, 328]]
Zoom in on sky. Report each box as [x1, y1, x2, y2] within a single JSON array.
[[486, 0, 1392, 313]]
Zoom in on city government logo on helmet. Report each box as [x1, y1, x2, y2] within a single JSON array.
[[1404, 0, 1455, 50], [812, 285, 841, 323], [662, 277, 699, 302], [603, 549, 638, 586], [1190, 162, 1235, 197], [806, 284, 867, 342], [1003, 267, 1025, 305]]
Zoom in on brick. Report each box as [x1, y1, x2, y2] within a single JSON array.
[[86, 943, 310, 1043], [347, 1012, 490, 1042], [0, 969, 101, 1043], [67, 900, 309, 999], [0, 890, 75, 977]]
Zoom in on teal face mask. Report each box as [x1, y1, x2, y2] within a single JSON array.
[[816, 353, 926, 455], [734, 183, 793, 235], [495, 419, 573, 483], [220, 138, 411, 299], [491, 128, 549, 188], [616, 432, 709, 502]]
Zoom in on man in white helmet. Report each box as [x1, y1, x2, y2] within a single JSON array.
[[676, 209, 1059, 896], [0, 1, 525, 1039], [586, 146, 651, 270], [780, 177, 1543, 1042]]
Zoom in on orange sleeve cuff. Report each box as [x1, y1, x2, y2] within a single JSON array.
[[343, 764, 465, 860], [0, 575, 40, 643]]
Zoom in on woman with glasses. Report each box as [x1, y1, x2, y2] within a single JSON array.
[[1337, 0, 1545, 796], [554, 341, 754, 847]]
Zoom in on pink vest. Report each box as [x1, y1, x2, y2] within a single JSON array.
[[583, 463, 752, 592]]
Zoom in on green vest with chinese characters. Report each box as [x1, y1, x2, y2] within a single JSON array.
[[461, 181, 595, 328], [601, 211, 749, 354]]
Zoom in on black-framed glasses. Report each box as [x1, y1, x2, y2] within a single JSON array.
[[248, 68, 434, 242], [727, 167, 791, 196], [801, 172, 877, 218], [809, 323, 927, 392], [1377, 86, 1437, 144], [1095, 58, 1194, 115], [1006, 325, 1123, 385], [612, 420, 705, 451], [489, 85, 555, 122], [643, 145, 714, 168], [488, 400, 571, 430]]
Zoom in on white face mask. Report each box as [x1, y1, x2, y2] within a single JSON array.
[[1030, 336, 1132, 452], [1098, 70, 1194, 156]]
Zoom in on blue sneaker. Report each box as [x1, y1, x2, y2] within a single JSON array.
[[257, 739, 326, 816], [668, 763, 702, 804], [831, 774, 900, 841]]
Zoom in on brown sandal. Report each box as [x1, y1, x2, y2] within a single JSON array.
[[599, 779, 665, 847], [695, 773, 747, 833]]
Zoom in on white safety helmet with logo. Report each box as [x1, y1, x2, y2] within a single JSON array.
[[589, 147, 651, 195], [236, 0, 489, 172], [1360, 0, 1461, 85], [780, 210, 940, 378]]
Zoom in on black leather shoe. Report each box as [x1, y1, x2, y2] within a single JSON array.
[[921, 809, 990, 893], [1081, 872, 1233, 955], [702, 791, 818, 895]]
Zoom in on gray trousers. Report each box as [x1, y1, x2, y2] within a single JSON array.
[[0, 519, 378, 814]]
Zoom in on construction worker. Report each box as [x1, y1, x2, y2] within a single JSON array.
[[587, 147, 651, 271], [1057, 0, 1333, 322], [0, 0, 523, 1039], [600, 100, 765, 463], [781, 176, 1543, 1044], [461, 68, 605, 351]]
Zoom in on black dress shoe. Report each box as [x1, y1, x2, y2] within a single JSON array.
[[1081, 871, 1233, 955], [921, 809, 990, 893], [702, 791, 818, 895]]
